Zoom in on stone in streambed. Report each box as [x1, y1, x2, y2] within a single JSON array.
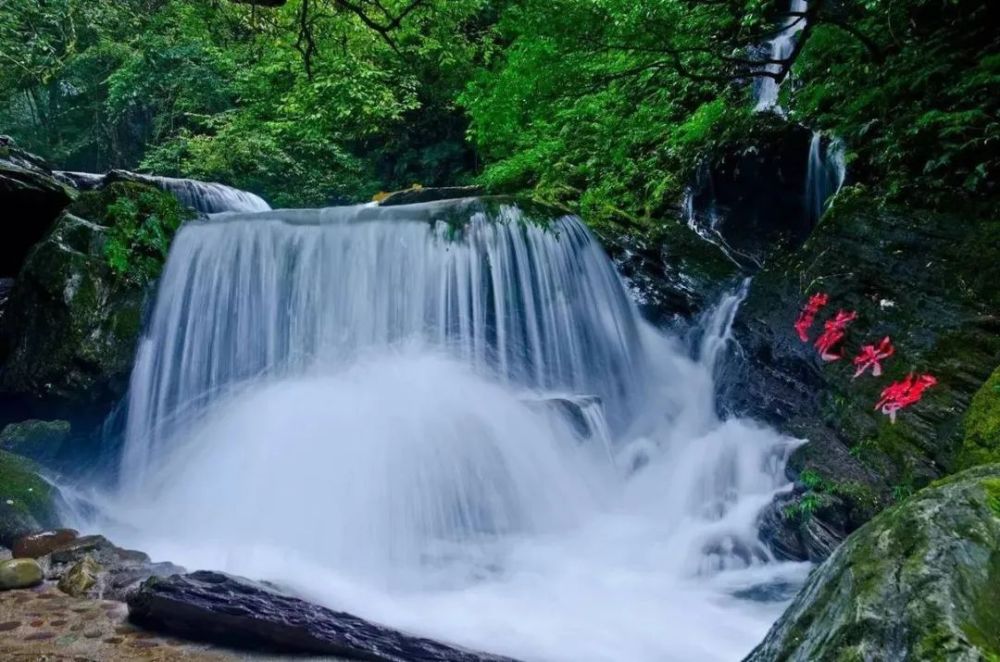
[[0, 558, 43, 589], [42, 534, 183, 601], [128, 570, 518, 661], [12, 528, 78, 559], [58, 556, 101, 597]]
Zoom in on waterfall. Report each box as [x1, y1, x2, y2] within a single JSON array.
[[805, 132, 846, 223], [753, 0, 808, 111], [78, 198, 808, 662], [55, 171, 271, 214]]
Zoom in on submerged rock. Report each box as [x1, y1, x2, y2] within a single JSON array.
[[725, 189, 1000, 560], [128, 570, 516, 661], [746, 464, 1000, 661], [0, 557, 43, 589]]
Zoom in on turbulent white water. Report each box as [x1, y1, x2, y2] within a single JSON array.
[[753, 0, 809, 111], [77, 199, 808, 661]]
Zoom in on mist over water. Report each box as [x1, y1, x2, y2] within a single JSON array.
[[74, 200, 808, 661]]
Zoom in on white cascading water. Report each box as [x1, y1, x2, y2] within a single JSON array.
[[56, 171, 271, 214], [805, 132, 847, 223], [78, 199, 809, 661], [753, 0, 808, 111]]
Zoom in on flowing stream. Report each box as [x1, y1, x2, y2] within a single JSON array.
[[75, 199, 808, 661]]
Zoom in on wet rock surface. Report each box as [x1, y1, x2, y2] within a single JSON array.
[[11, 528, 78, 559], [377, 185, 484, 206], [746, 464, 1000, 662], [128, 570, 517, 661], [40, 535, 185, 602], [724, 189, 1000, 561], [0, 583, 233, 660]]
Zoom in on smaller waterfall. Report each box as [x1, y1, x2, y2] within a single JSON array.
[[753, 0, 809, 111], [55, 171, 270, 214], [805, 132, 846, 223]]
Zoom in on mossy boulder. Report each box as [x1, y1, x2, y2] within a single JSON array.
[[0, 182, 192, 432], [727, 188, 1000, 560], [746, 464, 1000, 662], [0, 419, 71, 461], [0, 450, 57, 547], [958, 365, 1000, 469], [0, 557, 44, 590]]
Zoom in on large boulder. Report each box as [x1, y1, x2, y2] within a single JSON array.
[[724, 188, 1000, 561], [128, 570, 515, 661], [746, 464, 1000, 661], [0, 182, 193, 433], [0, 450, 57, 547], [0, 140, 75, 277]]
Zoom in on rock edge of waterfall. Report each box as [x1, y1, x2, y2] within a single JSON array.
[[745, 463, 1000, 662]]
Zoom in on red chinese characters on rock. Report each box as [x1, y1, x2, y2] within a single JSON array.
[[814, 310, 858, 361], [875, 373, 938, 423], [852, 336, 895, 378], [794, 292, 830, 341]]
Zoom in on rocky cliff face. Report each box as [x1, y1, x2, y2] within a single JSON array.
[[724, 187, 1000, 561], [746, 464, 1000, 662]]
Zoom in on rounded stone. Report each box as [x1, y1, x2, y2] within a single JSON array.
[[0, 558, 44, 589]]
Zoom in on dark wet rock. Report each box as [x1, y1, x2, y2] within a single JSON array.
[[128, 570, 516, 661], [0, 451, 57, 548], [0, 142, 75, 278], [12, 529, 78, 559], [593, 209, 741, 323], [378, 185, 485, 206], [688, 118, 815, 268], [57, 555, 102, 597], [746, 464, 1000, 662], [725, 189, 1000, 560], [41, 535, 184, 602], [0, 420, 71, 462], [0, 208, 147, 431]]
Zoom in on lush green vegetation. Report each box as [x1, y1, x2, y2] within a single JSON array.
[[1, 0, 996, 213], [69, 182, 195, 283]]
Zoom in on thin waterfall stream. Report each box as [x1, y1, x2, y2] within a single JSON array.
[[71, 199, 809, 661]]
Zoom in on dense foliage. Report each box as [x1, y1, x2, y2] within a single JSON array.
[[0, 0, 995, 212]]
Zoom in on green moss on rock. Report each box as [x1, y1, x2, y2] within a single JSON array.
[[959, 366, 1000, 469], [0, 450, 56, 547], [0, 420, 71, 460], [747, 464, 1000, 662]]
